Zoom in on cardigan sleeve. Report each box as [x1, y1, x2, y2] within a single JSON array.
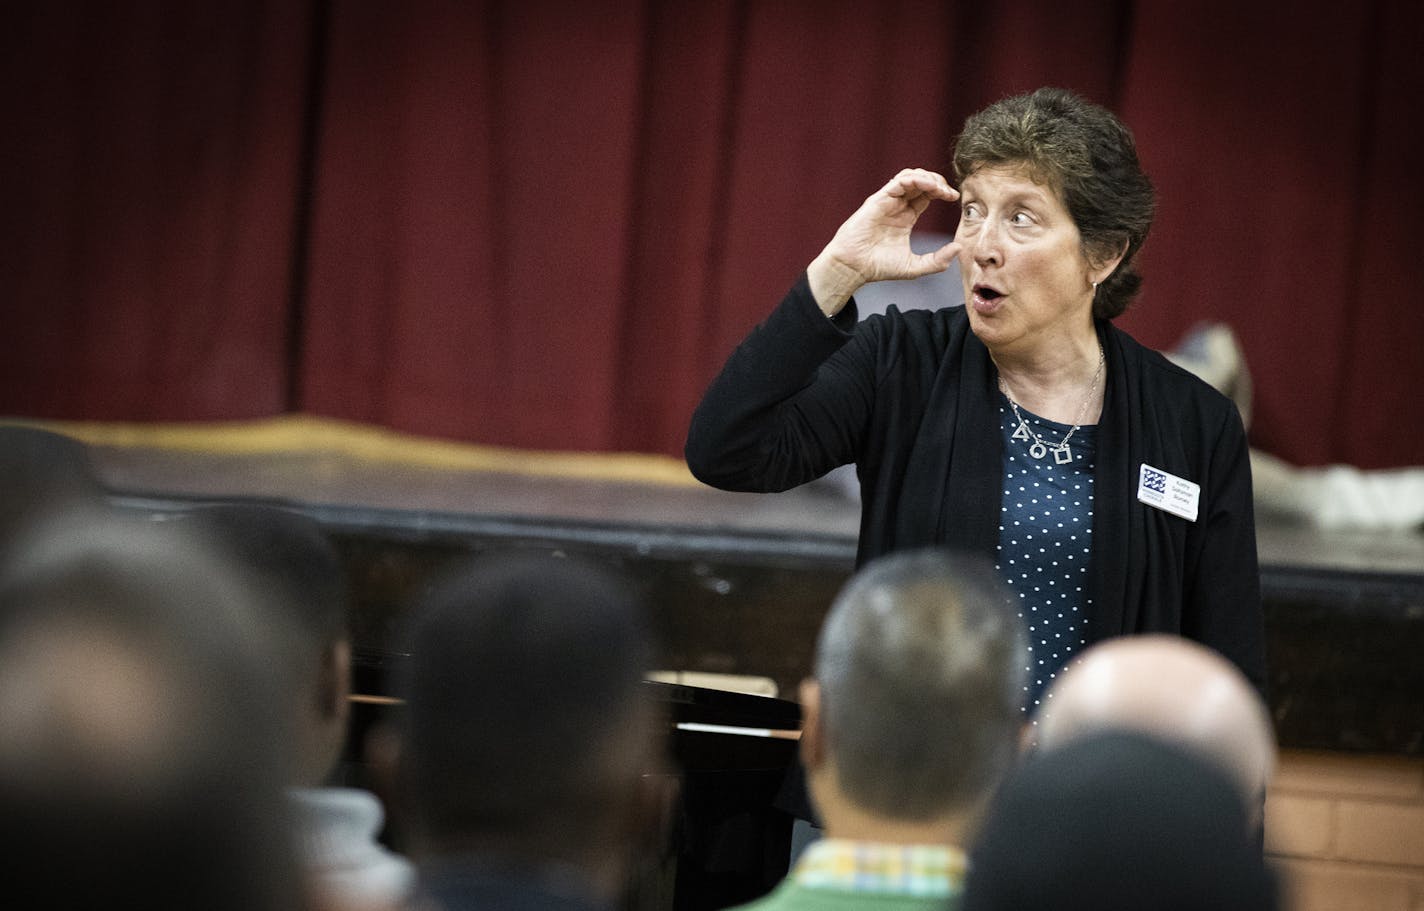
[[685, 273, 881, 493], [1181, 403, 1267, 692]]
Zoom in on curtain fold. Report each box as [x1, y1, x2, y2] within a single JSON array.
[[3, 1, 1421, 468]]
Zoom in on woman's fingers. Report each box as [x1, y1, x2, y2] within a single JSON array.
[[904, 239, 963, 278], [862, 168, 957, 226], [814, 169, 962, 293], [883, 168, 959, 202], [929, 238, 963, 270]]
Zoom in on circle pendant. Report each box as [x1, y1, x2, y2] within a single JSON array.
[[1028, 441, 1048, 459]]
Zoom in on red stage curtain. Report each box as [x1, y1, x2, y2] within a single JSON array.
[[0, 3, 313, 420], [297, 0, 1136, 453], [4, 2, 1422, 468]]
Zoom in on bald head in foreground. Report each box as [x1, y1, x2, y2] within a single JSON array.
[[1033, 635, 1276, 811]]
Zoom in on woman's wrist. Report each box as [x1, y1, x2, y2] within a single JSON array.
[[807, 250, 865, 317]]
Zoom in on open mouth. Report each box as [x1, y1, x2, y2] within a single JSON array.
[[974, 284, 1004, 302]]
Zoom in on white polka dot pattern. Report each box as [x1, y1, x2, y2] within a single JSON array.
[[993, 394, 1096, 714]]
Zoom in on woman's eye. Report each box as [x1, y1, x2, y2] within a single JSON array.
[[963, 204, 983, 220], [1010, 211, 1033, 226]]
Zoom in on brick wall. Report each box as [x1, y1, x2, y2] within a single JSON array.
[[1267, 750, 1424, 911]]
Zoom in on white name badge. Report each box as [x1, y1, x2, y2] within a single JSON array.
[[1137, 463, 1200, 522]]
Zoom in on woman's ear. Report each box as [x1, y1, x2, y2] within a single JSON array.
[[1088, 237, 1131, 286], [798, 678, 826, 771]]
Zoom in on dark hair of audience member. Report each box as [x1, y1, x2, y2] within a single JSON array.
[[179, 502, 347, 643], [391, 549, 657, 868], [0, 514, 307, 911], [0, 426, 107, 556], [177, 502, 351, 786], [963, 731, 1279, 911]]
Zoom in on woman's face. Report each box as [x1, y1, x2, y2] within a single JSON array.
[[954, 163, 1097, 356]]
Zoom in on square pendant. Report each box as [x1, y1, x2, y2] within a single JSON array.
[[1053, 446, 1073, 464]]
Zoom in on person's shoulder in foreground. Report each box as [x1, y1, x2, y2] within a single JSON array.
[[743, 838, 968, 911], [963, 730, 1279, 911]]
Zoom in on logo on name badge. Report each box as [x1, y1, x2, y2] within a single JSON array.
[[1137, 463, 1200, 522]]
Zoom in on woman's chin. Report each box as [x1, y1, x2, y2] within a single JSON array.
[[967, 306, 1012, 345]]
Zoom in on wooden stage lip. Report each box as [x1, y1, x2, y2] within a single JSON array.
[[85, 436, 1424, 576]]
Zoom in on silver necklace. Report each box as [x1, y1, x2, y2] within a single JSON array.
[[998, 346, 1105, 464]]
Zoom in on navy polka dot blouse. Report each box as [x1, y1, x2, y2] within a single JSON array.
[[994, 393, 1096, 715]]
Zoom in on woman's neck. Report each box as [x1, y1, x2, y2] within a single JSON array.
[[991, 327, 1105, 425]]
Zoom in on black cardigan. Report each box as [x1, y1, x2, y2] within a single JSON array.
[[686, 274, 1265, 689]]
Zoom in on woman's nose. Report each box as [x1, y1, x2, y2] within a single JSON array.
[[972, 220, 1003, 266]]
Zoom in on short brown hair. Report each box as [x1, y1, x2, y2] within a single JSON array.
[[953, 87, 1155, 320], [815, 550, 1025, 820]]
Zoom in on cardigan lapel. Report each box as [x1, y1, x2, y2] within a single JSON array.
[[940, 329, 1006, 557], [888, 319, 1002, 561], [1088, 320, 1142, 642]]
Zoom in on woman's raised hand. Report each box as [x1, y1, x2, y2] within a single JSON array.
[[807, 168, 962, 316]]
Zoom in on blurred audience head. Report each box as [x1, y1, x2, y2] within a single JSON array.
[[0, 425, 106, 556], [388, 550, 659, 898], [801, 548, 1026, 841], [1033, 635, 1276, 811], [0, 512, 303, 911], [178, 503, 352, 786], [963, 731, 1279, 911]]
